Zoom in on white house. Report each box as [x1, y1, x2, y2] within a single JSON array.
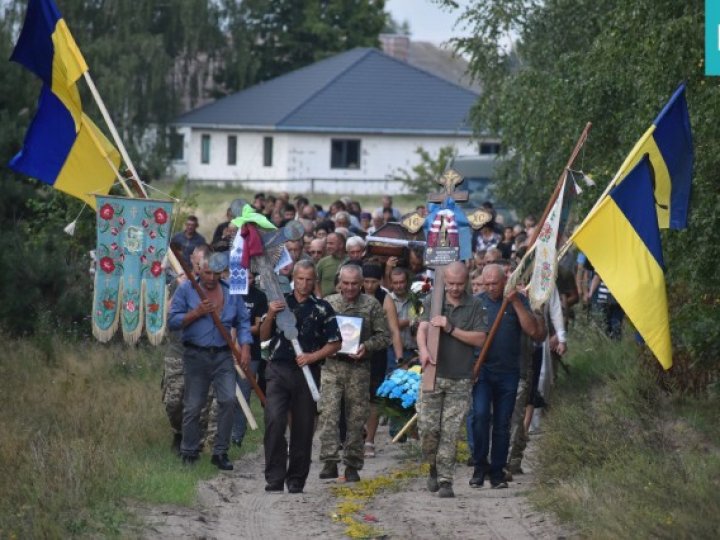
[[170, 47, 498, 194]]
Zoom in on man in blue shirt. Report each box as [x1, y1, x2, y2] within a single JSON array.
[[169, 252, 252, 470], [471, 263, 544, 488]]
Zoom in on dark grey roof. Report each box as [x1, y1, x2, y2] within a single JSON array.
[[175, 48, 478, 135]]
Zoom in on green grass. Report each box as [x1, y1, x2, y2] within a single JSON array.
[[531, 324, 720, 538], [0, 335, 264, 538]]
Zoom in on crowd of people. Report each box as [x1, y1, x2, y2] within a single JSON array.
[[162, 191, 620, 497]]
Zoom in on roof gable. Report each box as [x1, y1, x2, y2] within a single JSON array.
[[175, 48, 478, 134]]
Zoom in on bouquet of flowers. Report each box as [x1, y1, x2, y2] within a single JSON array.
[[375, 367, 421, 419]]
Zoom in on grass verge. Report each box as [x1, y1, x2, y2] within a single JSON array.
[[0, 335, 263, 538], [531, 324, 720, 538]]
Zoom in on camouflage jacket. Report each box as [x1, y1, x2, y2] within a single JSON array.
[[325, 293, 390, 357]]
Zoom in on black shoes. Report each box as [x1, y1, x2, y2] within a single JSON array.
[[427, 465, 439, 493], [319, 462, 338, 479], [469, 466, 484, 488], [286, 480, 303, 494], [265, 482, 283, 492], [211, 453, 234, 471], [344, 466, 361, 483], [172, 433, 182, 456], [181, 454, 198, 466], [491, 480, 509, 489], [438, 482, 455, 498]]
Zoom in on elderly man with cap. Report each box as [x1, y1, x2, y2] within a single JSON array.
[[169, 251, 252, 470]]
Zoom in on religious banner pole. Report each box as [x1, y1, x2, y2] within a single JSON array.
[[472, 122, 592, 380], [170, 244, 266, 413]]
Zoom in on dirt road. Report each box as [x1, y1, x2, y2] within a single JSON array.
[[139, 426, 568, 539]]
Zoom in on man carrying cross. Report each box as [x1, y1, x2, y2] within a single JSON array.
[[416, 261, 488, 498]]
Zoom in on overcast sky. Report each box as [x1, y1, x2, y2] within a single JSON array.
[[385, 0, 472, 45]]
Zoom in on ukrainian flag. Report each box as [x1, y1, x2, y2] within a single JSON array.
[[9, 0, 120, 207], [612, 84, 693, 230], [572, 156, 672, 369]]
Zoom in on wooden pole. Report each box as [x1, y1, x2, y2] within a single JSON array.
[[82, 71, 185, 275], [83, 71, 148, 198], [471, 122, 592, 380], [170, 245, 266, 407], [391, 413, 417, 443]]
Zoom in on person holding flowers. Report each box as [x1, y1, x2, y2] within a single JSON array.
[[416, 262, 488, 498]]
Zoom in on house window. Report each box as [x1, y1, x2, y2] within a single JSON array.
[[479, 142, 501, 155], [331, 139, 360, 169], [201, 134, 211, 164], [263, 136, 273, 167], [170, 132, 184, 161], [227, 135, 237, 165]]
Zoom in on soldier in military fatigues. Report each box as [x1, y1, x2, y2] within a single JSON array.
[[318, 265, 390, 482], [416, 262, 488, 498]]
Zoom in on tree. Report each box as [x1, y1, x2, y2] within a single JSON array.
[[241, 0, 388, 82], [396, 146, 456, 196], [446, 0, 719, 367]]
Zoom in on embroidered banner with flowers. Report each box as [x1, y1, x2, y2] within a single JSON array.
[[92, 195, 174, 345]]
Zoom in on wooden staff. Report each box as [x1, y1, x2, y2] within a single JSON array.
[[170, 245, 266, 407], [471, 122, 592, 380]]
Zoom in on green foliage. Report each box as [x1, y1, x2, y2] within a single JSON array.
[[239, 0, 387, 83], [447, 0, 719, 368], [532, 327, 720, 538], [396, 145, 456, 195]]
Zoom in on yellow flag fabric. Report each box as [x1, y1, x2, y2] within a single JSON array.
[[572, 156, 672, 369]]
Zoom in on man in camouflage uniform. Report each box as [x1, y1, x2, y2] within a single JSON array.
[[416, 262, 488, 498], [318, 264, 390, 482]]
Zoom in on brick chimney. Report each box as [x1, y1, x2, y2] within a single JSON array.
[[379, 34, 410, 62]]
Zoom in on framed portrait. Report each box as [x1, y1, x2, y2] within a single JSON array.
[[336, 315, 363, 355]]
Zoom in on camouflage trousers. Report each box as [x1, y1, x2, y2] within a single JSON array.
[[161, 344, 217, 448], [418, 376, 472, 485], [318, 359, 370, 470], [508, 377, 530, 466]]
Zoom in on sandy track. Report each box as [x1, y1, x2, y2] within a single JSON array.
[[138, 427, 568, 539]]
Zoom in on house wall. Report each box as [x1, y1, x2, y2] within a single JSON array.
[[171, 128, 485, 195]]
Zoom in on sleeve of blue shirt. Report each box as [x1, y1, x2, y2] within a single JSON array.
[[168, 281, 192, 331]]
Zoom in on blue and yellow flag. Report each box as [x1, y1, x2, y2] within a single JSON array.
[[572, 156, 672, 369], [612, 84, 693, 230], [9, 0, 120, 207]]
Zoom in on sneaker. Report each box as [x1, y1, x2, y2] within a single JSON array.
[[344, 466, 361, 483], [427, 465, 439, 493], [319, 462, 338, 479], [438, 482, 455, 498], [491, 480, 508, 489], [265, 482, 284, 492], [364, 442, 376, 458]]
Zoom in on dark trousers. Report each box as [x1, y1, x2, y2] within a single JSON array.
[[181, 347, 236, 457], [263, 361, 318, 488], [471, 366, 520, 483]]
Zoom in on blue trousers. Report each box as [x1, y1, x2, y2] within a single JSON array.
[[470, 366, 520, 483], [232, 359, 260, 444], [181, 347, 236, 457]]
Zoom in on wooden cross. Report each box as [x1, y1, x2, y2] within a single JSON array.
[[420, 168, 491, 392]]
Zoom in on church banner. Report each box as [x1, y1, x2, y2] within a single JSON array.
[[92, 195, 174, 345]]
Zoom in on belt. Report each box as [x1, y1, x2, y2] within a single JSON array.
[[332, 353, 365, 364], [183, 342, 230, 354]]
